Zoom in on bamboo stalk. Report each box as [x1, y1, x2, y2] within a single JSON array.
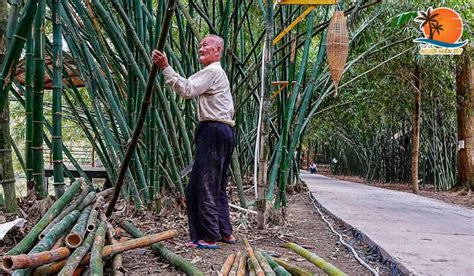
[[237, 253, 246, 276], [2, 247, 69, 272], [285, 242, 345, 275], [36, 229, 178, 275], [106, 0, 177, 216], [260, 252, 291, 276], [229, 252, 241, 276], [255, 251, 275, 276], [120, 221, 204, 276], [6, 179, 83, 256], [243, 238, 264, 276], [220, 253, 236, 276], [273, 258, 314, 276], [65, 205, 93, 248], [90, 221, 107, 275]]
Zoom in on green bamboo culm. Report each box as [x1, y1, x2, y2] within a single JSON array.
[[255, 251, 276, 276], [6, 179, 82, 256], [51, 0, 65, 198], [31, 0, 47, 199], [90, 221, 107, 275], [58, 227, 96, 276], [285, 242, 345, 276], [66, 205, 92, 248], [24, 33, 34, 191], [273, 258, 314, 276], [0, 0, 39, 113], [0, 0, 17, 213], [121, 220, 205, 276], [260, 251, 291, 276], [12, 210, 81, 276]]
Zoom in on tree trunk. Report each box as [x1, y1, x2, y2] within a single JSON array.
[[0, 0, 17, 213], [411, 64, 421, 194], [456, 45, 473, 189]]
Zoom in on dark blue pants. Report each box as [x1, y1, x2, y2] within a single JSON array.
[[186, 121, 235, 242]]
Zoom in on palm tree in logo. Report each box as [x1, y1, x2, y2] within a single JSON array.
[[416, 7, 440, 40], [431, 21, 444, 40]]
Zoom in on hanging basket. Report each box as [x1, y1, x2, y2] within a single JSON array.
[[326, 11, 349, 96], [15, 53, 85, 89]]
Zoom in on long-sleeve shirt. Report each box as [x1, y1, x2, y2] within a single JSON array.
[[162, 62, 235, 126]]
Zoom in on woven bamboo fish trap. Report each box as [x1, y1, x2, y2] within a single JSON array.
[[326, 11, 349, 96], [15, 53, 85, 89]]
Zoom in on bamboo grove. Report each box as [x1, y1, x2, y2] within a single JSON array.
[[1, 0, 468, 215]]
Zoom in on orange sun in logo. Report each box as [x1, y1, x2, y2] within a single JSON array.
[[421, 7, 463, 44]]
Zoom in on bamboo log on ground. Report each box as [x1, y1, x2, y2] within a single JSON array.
[[273, 258, 314, 276], [260, 252, 291, 276], [102, 216, 124, 276], [52, 235, 66, 250], [87, 196, 104, 232], [220, 253, 236, 276], [229, 252, 241, 276], [120, 221, 204, 276], [255, 251, 275, 276], [39, 184, 91, 239], [90, 221, 107, 275], [243, 238, 264, 276], [6, 179, 83, 256], [237, 253, 246, 276], [58, 229, 96, 276], [11, 211, 81, 276], [34, 229, 178, 275], [248, 258, 256, 276], [66, 206, 92, 248], [2, 247, 70, 272], [285, 242, 345, 276], [76, 191, 97, 210]]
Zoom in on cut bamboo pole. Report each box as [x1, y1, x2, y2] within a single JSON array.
[[87, 196, 104, 232], [260, 252, 291, 276], [90, 221, 107, 275], [66, 206, 92, 248], [229, 252, 241, 276], [2, 247, 71, 272], [285, 242, 345, 275], [35, 229, 177, 275], [120, 221, 204, 276], [255, 251, 275, 276], [237, 253, 246, 276], [6, 179, 83, 256], [273, 258, 314, 276], [243, 238, 264, 276], [220, 253, 236, 276]]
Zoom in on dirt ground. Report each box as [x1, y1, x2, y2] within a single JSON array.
[[332, 175, 474, 209], [1, 185, 392, 275]]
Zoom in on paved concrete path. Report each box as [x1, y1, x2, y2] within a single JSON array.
[[301, 172, 474, 276]]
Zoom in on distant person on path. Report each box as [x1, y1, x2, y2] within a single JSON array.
[[152, 35, 236, 250], [309, 162, 317, 174]]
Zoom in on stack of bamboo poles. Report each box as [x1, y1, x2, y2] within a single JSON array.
[[219, 239, 346, 276], [0, 178, 199, 275]]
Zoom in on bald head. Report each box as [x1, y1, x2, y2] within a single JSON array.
[[198, 34, 225, 66]]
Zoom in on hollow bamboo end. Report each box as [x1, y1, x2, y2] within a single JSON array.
[[66, 233, 83, 248], [87, 224, 96, 232], [2, 257, 14, 271]]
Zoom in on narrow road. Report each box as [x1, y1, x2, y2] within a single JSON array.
[[302, 172, 474, 276]]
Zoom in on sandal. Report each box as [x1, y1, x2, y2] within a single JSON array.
[[196, 240, 219, 249], [219, 235, 237, 244], [185, 241, 199, 248]]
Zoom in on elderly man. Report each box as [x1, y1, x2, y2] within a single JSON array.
[[152, 35, 236, 249]]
